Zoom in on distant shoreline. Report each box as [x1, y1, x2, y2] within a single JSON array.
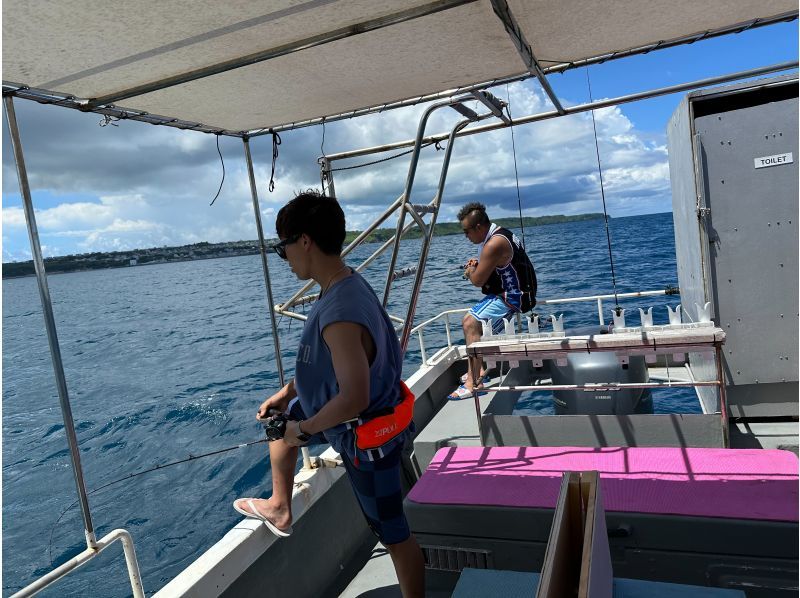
[[2, 212, 621, 279]]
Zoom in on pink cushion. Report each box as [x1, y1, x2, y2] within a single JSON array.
[[408, 446, 799, 522]]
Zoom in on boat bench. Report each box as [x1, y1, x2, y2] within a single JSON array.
[[451, 568, 745, 597], [405, 446, 798, 595]]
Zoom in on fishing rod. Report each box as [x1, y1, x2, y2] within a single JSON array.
[[392, 262, 471, 289], [47, 435, 269, 566]]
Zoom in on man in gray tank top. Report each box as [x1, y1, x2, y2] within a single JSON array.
[[233, 191, 424, 597]]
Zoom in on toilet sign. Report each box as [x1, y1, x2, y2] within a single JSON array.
[[754, 152, 793, 169]]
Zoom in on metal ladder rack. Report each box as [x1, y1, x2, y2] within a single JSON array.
[[277, 91, 510, 354]]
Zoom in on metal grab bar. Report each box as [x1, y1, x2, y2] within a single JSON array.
[[407, 289, 675, 365], [11, 528, 144, 598], [486, 380, 721, 392], [536, 289, 674, 326]]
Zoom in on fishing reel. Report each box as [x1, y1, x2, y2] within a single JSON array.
[[262, 413, 288, 441]]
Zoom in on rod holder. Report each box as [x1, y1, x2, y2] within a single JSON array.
[[696, 302, 712, 323], [527, 315, 540, 334], [667, 304, 682, 325]]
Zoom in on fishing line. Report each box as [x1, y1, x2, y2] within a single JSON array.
[[47, 436, 268, 566], [585, 67, 621, 312], [209, 134, 226, 206], [505, 84, 528, 251]]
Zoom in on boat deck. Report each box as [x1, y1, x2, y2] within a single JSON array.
[[337, 541, 450, 598]]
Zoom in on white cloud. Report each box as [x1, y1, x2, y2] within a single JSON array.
[[2, 80, 673, 259], [3, 206, 26, 228]]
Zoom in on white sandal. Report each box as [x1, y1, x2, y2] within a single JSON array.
[[233, 498, 293, 537]]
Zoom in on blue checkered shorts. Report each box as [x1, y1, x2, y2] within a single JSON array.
[[341, 444, 410, 545], [287, 398, 410, 545]]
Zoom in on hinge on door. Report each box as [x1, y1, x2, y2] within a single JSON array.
[[697, 206, 711, 219]]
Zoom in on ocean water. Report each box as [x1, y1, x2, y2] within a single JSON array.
[[2, 212, 692, 596]]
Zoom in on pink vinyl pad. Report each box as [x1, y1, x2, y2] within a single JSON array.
[[408, 446, 798, 522]]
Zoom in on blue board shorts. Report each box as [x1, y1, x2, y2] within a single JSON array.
[[468, 295, 518, 333], [286, 398, 411, 545]]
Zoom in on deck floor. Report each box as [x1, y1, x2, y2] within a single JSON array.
[[337, 541, 450, 598]]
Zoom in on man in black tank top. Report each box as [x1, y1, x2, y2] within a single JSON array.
[[449, 202, 537, 400]]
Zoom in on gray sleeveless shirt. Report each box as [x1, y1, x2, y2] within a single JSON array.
[[294, 270, 410, 461]]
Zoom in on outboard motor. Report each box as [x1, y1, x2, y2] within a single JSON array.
[[550, 325, 653, 415]]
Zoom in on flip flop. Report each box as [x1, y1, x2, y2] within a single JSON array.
[[459, 373, 490, 385], [447, 384, 484, 401], [233, 498, 293, 537]]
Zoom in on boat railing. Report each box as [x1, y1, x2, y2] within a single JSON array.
[[11, 529, 145, 598], [4, 95, 146, 598], [408, 288, 677, 365]]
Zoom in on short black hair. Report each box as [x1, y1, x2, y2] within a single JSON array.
[[275, 190, 346, 256], [457, 202, 490, 226]]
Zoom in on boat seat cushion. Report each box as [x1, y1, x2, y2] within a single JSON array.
[[407, 446, 798, 522]]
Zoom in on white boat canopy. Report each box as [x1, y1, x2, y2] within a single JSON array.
[[2, 0, 797, 135]]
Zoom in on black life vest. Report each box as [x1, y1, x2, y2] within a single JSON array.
[[480, 226, 537, 313]]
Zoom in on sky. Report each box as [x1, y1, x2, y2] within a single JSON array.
[[2, 21, 797, 262]]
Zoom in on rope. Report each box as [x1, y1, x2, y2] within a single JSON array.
[[505, 84, 527, 251], [329, 141, 440, 173], [47, 437, 268, 566], [269, 130, 281, 192], [209, 134, 226, 206], [585, 67, 621, 312]]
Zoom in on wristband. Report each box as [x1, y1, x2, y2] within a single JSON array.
[[297, 420, 311, 442]]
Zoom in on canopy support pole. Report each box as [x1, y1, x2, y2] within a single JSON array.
[[242, 137, 312, 469], [489, 0, 565, 114], [2, 94, 98, 549]]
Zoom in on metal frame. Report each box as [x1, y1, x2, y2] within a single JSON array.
[[381, 95, 482, 306], [3, 95, 145, 598], [243, 137, 312, 470], [2, 12, 794, 137], [489, 0, 565, 114], [323, 61, 799, 162], [272, 94, 507, 353], [2, 13, 792, 592], [397, 118, 471, 352], [11, 529, 144, 598], [466, 334, 730, 447]]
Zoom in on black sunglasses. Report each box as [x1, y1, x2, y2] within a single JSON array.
[[462, 224, 478, 235], [272, 233, 301, 259]]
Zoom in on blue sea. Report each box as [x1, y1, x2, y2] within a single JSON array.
[[2, 213, 692, 596]]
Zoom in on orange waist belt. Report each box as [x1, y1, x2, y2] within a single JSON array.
[[354, 381, 415, 451]]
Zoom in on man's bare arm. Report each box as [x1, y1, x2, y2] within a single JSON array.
[[466, 237, 512, 287]]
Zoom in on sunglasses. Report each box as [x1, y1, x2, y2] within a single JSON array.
[[272, 233, 301, 259], [462, 224, 478, 235]]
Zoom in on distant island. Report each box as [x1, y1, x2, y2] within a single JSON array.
[[2, 213, 605, 278]]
